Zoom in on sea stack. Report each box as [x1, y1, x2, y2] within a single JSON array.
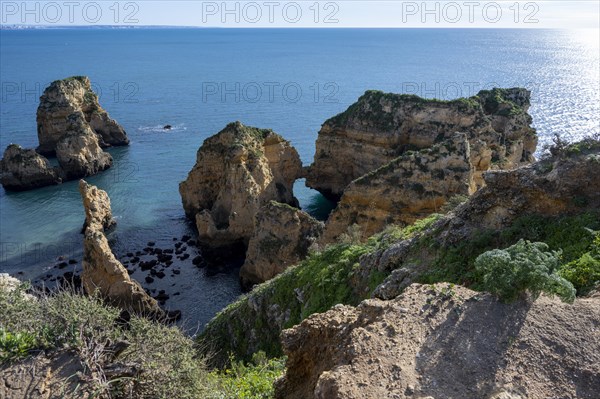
[[306, 88, 537, 199], [37, 76, 129, 155], [179, 121, 303, 248], [79, 180, 165, 318]]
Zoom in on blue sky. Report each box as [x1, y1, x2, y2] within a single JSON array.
[[1, 1, 599, 28]]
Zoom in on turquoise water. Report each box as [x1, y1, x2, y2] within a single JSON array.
[[1, 28, 598, 328]]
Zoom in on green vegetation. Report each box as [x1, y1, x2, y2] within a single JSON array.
[[475, 240, 575, 303], [326, 90, 484, 131], [206, 352, 286, 399], [0, 283, 286, 398], [559, 231, 600, 295], [0, 329, 37, 363], [201, 214, 443, 364], [420, 212, 600, 288]]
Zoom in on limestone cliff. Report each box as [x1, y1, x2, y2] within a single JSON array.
[[199, 138, 600, 364], [179, 122, 303, 247], [56, 113, 113, 179], [240, 201, 323, 289], [79, 180, 164, 318], [321, 133, 474, 243], [37, 76, 128, 155], [275, 283, 600, 399], [0, 144, 61, 191], [306, 88, 536, 199]]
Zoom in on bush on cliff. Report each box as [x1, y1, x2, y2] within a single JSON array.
[[475, 239, 576, 303], [0, 283, 208, 398], [559, 230, 600, 294]]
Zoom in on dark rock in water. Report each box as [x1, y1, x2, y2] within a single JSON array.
[[155, 291, 169, 301], [131, 256, 140, 264], [140, 260, 157, 271], [164, 248, 174, 254], [181, 235, 191, 242], [175, 249, 183, 255], [175, 242, 183, 249], [173, 269, 181, 275], [58, 262, 68, 269], [173, 237, 178, 241], [180, 253, 190, 260], [126, 269, 133, 275], [68, 259, 77, 264], [135, 251, 142, 256], [165, 261, 173, 267], [187, 239, 197, 246], [173, 292, 180, 296], [192, 256, 203, 266], [147, 241, 155, 247], [144, 247, 153, 253], [145, 276, 154, 284], [58, 256, 66, 261], [163, 125, 172, 130], [181, 246, 187, 251], [155, 271, 166, 279], [157, 254, 173, 263], [154, 248, 163, 255], [126, 252, 134, 257]]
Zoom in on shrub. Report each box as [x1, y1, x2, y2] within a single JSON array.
[[0, 329, 37, 363], [206, 352, 286, 399], [475, 239, 575, 303], [559, 231, 600, 294]]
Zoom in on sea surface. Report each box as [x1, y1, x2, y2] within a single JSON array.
[[1, 28, 598, 330]]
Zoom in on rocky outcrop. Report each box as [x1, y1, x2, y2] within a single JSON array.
[[0, 144, 61, 190], [306, 88, 536, 199], [37, 76, 128, 155], [1, 77, 124, 191], [240, 201, 324, 289], [199, 138, 600, 365], [321, 133, 474, 243], [79, 180, 164, 318], [179, 121, 303, 247], [56, 112, 113, 179], [275, 283, 600, 399], [358, 138, 600, 301]]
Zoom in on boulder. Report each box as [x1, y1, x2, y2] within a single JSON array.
[[56, 112, 113, 179], [179, 121, 303, 247], [79, 180, 164, 318], [275, 283, 600, 399], [321, 133, 474, 243], [240, 201, 324, 289], [0, 144, 61, 191], [306, 88, 537, 199], [37, 76, 128, 155]]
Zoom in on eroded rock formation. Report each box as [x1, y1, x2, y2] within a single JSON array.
[[306, 88, 537, 199], [0, 144, 61, 190], [179, 121, 303, 247], [80, 180, 164, 318], [321, 133, 474, 243], [240, 201, 323, 289], [1, 77, 125, 191], [275, 283, 600, 399], [56, 112, 113, 179], [37, 76, 128, 155]]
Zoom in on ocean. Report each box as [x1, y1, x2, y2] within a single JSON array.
[[1, 28, 598, 330]]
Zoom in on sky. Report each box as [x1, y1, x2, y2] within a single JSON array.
[[0, 0, 599, 29]]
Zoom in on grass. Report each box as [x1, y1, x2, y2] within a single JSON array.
[[200, 213, 443, 364], [419, 212, 600, 291], [0, 283, 282, 399]]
